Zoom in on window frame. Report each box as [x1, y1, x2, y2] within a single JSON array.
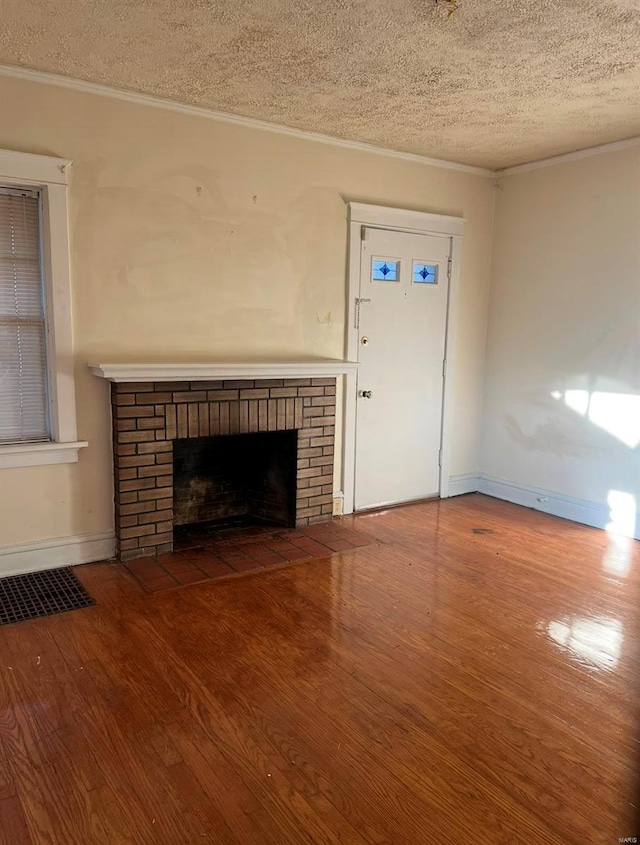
[[0, 149, 86, 468]]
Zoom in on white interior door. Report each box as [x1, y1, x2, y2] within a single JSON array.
[[354, 227, 451, 510]]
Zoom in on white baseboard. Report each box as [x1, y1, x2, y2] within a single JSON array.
[[0, 530, 115, 578], [477, 474, 640, 539], [447, 473, 480, 496], [2, 476, 624, 580]]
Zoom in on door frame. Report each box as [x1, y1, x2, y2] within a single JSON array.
[[342, 202, 464, 514]]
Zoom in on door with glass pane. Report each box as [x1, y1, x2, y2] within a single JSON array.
[[354, 227, 451, 510]]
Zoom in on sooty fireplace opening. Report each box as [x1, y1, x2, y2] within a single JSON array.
[[173, 431, 297, 530]]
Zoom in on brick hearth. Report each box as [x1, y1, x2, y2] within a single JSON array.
[[111, 378, 337, 560]]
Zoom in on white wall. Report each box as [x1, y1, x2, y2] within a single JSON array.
[[2, 73, 637, 567], [482, 146, 640, 537], [0, 74, 494, 561]]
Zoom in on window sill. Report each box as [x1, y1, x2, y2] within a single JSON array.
[[0, 441, 88, 469]]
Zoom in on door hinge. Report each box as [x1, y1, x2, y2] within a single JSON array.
[[447, 254, 452, 280], [361, 226, 368, 241], [442, 359, 447, 378], [438, 449, 442, 467]]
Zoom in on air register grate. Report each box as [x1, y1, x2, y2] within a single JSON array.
[[0, 567, 95, 625]]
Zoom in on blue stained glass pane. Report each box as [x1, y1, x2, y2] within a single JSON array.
[[372, 259, 398, 282], [413, 263, 438, 284]]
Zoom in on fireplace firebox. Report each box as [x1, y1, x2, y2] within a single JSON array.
[[173, 431, 298, 529]]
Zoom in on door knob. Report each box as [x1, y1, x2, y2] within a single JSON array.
[[359, 390, 373, 399]]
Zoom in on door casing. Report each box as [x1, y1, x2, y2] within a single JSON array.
[[342, 202, 464, 515]]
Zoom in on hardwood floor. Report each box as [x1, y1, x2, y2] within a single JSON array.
[[0, 493, 638, 844]]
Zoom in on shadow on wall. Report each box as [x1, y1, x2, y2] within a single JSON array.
[[549, 387, 639, 449], [550, 385, 639, 538], [503, 376, 639, 539]]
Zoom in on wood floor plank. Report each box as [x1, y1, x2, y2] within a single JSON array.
[[181, 577, 575, 843], [0, 494, 637, 843], [208, 593, 599, 842], [0, 795, 32, 845]]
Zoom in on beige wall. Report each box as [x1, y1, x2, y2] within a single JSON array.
[[0, 75, 494, 548], [482, 147, 640, 528]]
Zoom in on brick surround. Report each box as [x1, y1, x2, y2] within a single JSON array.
[[111, 378, 337, 560]]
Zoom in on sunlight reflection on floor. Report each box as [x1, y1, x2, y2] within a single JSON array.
[[545, 616, 623, 671]]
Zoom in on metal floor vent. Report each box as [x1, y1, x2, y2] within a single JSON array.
[[0, 567, 95, 625]]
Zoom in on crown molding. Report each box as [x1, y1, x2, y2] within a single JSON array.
[[0, 63, 495, 178], [4, 63, 635, 178], [498, 136, 640, 176]]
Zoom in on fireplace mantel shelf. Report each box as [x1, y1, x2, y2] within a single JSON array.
[[89, 358, 358, 383]]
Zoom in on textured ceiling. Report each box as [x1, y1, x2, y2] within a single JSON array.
[[1, 0, 639, 169]]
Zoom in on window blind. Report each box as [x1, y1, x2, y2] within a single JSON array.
[[0, 189, 49, 443]]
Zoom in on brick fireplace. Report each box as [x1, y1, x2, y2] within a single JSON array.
[[108, 376, 338, 560]]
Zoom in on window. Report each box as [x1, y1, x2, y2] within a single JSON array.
[[372, 258, 399, 282], [0, 149, 86, 468], [413, 262, 438, 285], [0, 188, 49, 443]]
